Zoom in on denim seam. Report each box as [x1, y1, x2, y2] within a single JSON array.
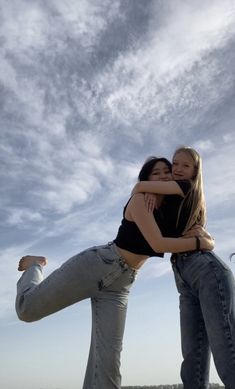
[[172, 262, 191, 291], [94, 297, 98, 388], [212, 262, 235, 367], [195, 320, 206, 389]]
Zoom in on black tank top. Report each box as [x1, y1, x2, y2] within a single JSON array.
[[114, 180, 191, 256], [114, 200, 164, 257]]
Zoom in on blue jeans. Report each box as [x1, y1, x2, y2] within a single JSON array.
[[171, 250, 235, 389], [15, 242, 137, 389]]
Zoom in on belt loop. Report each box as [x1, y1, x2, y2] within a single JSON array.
[[171, 253, 178, 264], [119, 257, 128, 270]]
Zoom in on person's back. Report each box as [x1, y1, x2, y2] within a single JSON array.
[[157, 180, 191, 238]]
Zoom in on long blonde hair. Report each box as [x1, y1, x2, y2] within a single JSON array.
[[173, 146, 206, 233]]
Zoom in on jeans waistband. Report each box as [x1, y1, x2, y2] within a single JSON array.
[[108, 242, 139, 272], [98, 242, 137, 290], [171, 250, 204, 263]]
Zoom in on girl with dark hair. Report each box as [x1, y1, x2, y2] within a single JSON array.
[[138, 156, 172, 181], [15, 156, 213, 389]]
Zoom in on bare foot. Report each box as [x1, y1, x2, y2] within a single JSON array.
[[18, 255, 48, 271]]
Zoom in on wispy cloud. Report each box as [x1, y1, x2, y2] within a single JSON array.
[[202, 141, 235, 207], [90, 0, 235, 128], [1, 0, 235, 324]]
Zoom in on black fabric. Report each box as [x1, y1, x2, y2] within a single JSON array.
[[114, 199, 164, 257], [159, 180, 191, 237], [114, 180, 191, 257]]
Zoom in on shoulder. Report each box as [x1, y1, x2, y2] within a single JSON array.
[[125, 193, 147, 220], [124, 194, 144, 214], [128, 193, 145, 207]]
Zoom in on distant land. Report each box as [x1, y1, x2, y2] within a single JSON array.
[[122, 385, 224, 389]]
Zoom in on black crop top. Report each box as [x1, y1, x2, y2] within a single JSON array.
[[114, 180, 191, 257], [114, 200, 164, 257]]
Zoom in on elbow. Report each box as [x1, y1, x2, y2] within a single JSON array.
[[132, 182, 141, 195]]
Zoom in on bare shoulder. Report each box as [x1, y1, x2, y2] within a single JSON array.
[[128, 193, 145, 208], [125, 193, 146, 220]]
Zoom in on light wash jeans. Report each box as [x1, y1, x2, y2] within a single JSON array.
[[171, 250, 235, 389], [16, 242, 137, 389]]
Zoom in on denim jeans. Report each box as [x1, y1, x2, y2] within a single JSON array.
[[15, 242, 137, 389], [171, 250, 235, 389]]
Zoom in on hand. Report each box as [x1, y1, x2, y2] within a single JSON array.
[[144, 193, 158, 212], [183, 225, 214, 241], [199, 236, 215, 251]]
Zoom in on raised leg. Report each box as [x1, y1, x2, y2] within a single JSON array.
[[15, 248, 106, 322]]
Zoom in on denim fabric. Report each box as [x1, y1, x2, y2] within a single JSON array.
[[172, 251, 235, 389], [16, 242, 137, 389]]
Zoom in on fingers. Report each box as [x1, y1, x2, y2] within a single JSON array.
[[147, 200, 155, 212], [183, 225, 209, 238], [144, 193, 157, 212], [183, 230, 196, 238]]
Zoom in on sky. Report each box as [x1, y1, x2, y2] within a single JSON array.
[[0, 0, 235, 388]]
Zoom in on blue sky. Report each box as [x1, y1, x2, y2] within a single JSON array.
[[1, 0, 235, 388]]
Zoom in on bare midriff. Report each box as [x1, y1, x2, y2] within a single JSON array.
[[115, 245, 149, 270]]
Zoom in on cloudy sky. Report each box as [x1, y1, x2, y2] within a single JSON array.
[[1, 0, 235, 388]]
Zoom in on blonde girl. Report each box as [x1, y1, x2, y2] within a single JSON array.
[[133, 147, 235, 389]]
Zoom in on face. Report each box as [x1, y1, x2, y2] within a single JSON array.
[[148, 161, 172, 181], [172, 151, 195, 180]]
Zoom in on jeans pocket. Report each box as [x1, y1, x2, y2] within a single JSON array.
[[97, 246, 116, 264], [172, 264, 189, 294], [79, 246, 98, 256]]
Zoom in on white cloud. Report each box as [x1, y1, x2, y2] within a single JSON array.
[[0, 0, 235, 323], [223, 132, 235, 143], [0, 1, 48, 52], [193, 140, 215, 152], [0, 0, 122, 53], [6, 208, 43, 227], [0, 0, 124, 137], [203, 141, 235, 208], [90, 0, 235, 126], [49, 0, 122, 46]]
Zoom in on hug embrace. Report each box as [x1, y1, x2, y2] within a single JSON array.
[[16, 146, 235, 389]]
